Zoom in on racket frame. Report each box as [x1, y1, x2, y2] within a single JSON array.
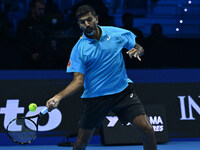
[[6, 112, 44, 144]]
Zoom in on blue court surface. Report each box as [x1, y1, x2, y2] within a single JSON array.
[[0, 141, 200, 150], [0, 140, 200, 150]]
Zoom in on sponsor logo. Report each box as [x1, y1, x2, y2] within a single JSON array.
[[178, 95, 200, 120], [130, 93, 134, 98], [106, 116, 118, 127], [67, 60, 72, 68], [0, 99, 62, 131], [149, 116, 164, 132], [105, 115, 164, 132], [107, 35, 111, 40]]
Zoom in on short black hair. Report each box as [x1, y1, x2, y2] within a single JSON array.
[[76, 5, 96, 19]]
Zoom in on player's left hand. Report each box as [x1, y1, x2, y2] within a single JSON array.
[[126, 47, 142, 61]]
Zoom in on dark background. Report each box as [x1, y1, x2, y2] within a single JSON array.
[[0, 0, 200, 69]]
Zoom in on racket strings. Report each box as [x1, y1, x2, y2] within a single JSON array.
[[7, 118, 37, 144]]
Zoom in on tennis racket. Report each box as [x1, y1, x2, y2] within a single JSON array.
[[6, 104, 53, 145]]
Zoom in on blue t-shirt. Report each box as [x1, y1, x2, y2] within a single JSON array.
[[67, 26, 136, 98]]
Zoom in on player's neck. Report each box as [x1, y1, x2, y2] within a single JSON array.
[[96, 27, 101, 40]]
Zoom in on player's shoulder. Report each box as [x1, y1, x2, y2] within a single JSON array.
[[72, 36, 86, 51], [72, 36, 85, 53], [101, 26, 131, 34]]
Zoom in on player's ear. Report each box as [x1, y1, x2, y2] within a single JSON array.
[[77, 20, 81, 27], [95, 15, 99, 23]]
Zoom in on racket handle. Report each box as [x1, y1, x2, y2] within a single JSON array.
[[41, 101, 55, 115], [41, 107, 48, 115]]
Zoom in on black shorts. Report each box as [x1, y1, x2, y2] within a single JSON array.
[[79, 83, 145, 129]]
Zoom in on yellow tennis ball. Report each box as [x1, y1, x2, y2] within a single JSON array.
[[29, 103, 37, 112]]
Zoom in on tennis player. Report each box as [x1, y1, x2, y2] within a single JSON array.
[[46, 5, 157, 150]]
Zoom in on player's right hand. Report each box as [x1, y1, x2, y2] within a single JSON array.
[[46, 95, 61, 112]]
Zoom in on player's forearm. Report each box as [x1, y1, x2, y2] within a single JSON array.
[[54, 79, 84, 101]]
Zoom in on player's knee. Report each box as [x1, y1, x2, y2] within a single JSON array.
[[140, 124, 154, 135]]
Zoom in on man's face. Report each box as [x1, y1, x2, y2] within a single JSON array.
[[32, 2, 45, 19], [78, 12, 98, 36]]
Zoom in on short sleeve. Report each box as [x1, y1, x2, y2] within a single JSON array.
[[66, 44, 85, 74], [122, 31, 136, 50]]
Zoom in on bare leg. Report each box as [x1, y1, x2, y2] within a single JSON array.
[[73, 128, 95, 150], [132, 114, 157, 150]]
